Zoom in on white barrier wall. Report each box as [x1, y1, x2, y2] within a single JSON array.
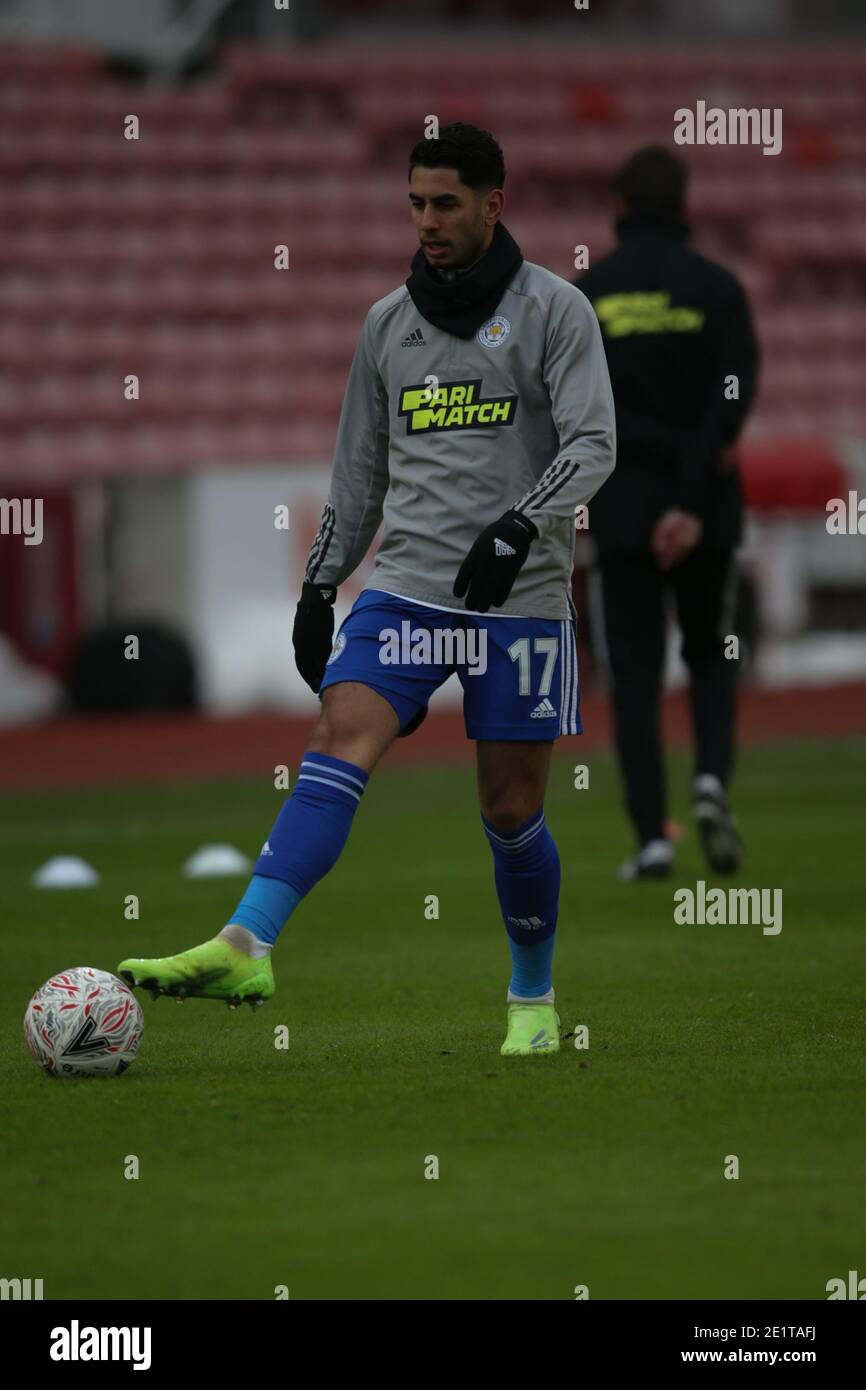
[[190, 465, 345, 714], [105, 461, 866, 717], [110, 466, 534, 716]]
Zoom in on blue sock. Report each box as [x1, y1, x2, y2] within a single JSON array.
[[228, 750, 369, 946], [482, 807, 560, 998]]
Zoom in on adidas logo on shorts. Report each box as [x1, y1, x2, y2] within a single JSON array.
[[530, 698, 557, 719], [494, 537, 517, 556]]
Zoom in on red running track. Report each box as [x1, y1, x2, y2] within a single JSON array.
[[0, 682, 863, 792]]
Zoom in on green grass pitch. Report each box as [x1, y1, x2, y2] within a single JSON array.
[[1, 740, 864, 1300]]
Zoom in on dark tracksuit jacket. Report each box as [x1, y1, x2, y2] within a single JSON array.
[[578, 211, 759, 552]]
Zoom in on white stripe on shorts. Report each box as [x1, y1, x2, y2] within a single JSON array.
[[559, 618, 578, 735]]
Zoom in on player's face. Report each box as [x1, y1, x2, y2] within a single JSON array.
[[409, 166, 501, 270]]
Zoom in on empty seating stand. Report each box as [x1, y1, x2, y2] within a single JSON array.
[[0, 40, 864, 485]]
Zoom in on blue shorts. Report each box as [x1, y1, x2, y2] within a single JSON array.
[[318, 588, 582, 741]]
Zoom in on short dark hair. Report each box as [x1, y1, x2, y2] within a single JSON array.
[[408, 122, 505, 193], [613, 146, 686, 216]]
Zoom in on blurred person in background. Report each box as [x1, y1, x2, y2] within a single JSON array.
[[578, 147, 759, 881]]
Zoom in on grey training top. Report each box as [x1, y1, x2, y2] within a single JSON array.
[[305, 259, 616, 619]]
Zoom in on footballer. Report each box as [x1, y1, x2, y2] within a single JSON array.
[[120, 123, 616, 1056]]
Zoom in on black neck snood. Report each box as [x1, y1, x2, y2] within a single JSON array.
[[405, 222, 524, 340]]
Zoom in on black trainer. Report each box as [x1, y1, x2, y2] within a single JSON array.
[[693, 775, 742, 874], [618, 837, 673, 882]]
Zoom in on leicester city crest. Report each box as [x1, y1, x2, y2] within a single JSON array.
[[326, 631, 347, 665], [477, 314, 511, 348]]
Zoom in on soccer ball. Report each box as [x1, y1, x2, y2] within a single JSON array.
[[24, 967, 144, 1078]]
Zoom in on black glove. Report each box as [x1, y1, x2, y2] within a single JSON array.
[[293, 581, 337, 693], [453, 509, 538, 612]]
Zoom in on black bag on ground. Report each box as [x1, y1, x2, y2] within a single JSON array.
[[65, 620, 198, 713]]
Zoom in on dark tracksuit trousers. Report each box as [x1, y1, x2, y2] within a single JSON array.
[[598, 545, 738, 846]]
